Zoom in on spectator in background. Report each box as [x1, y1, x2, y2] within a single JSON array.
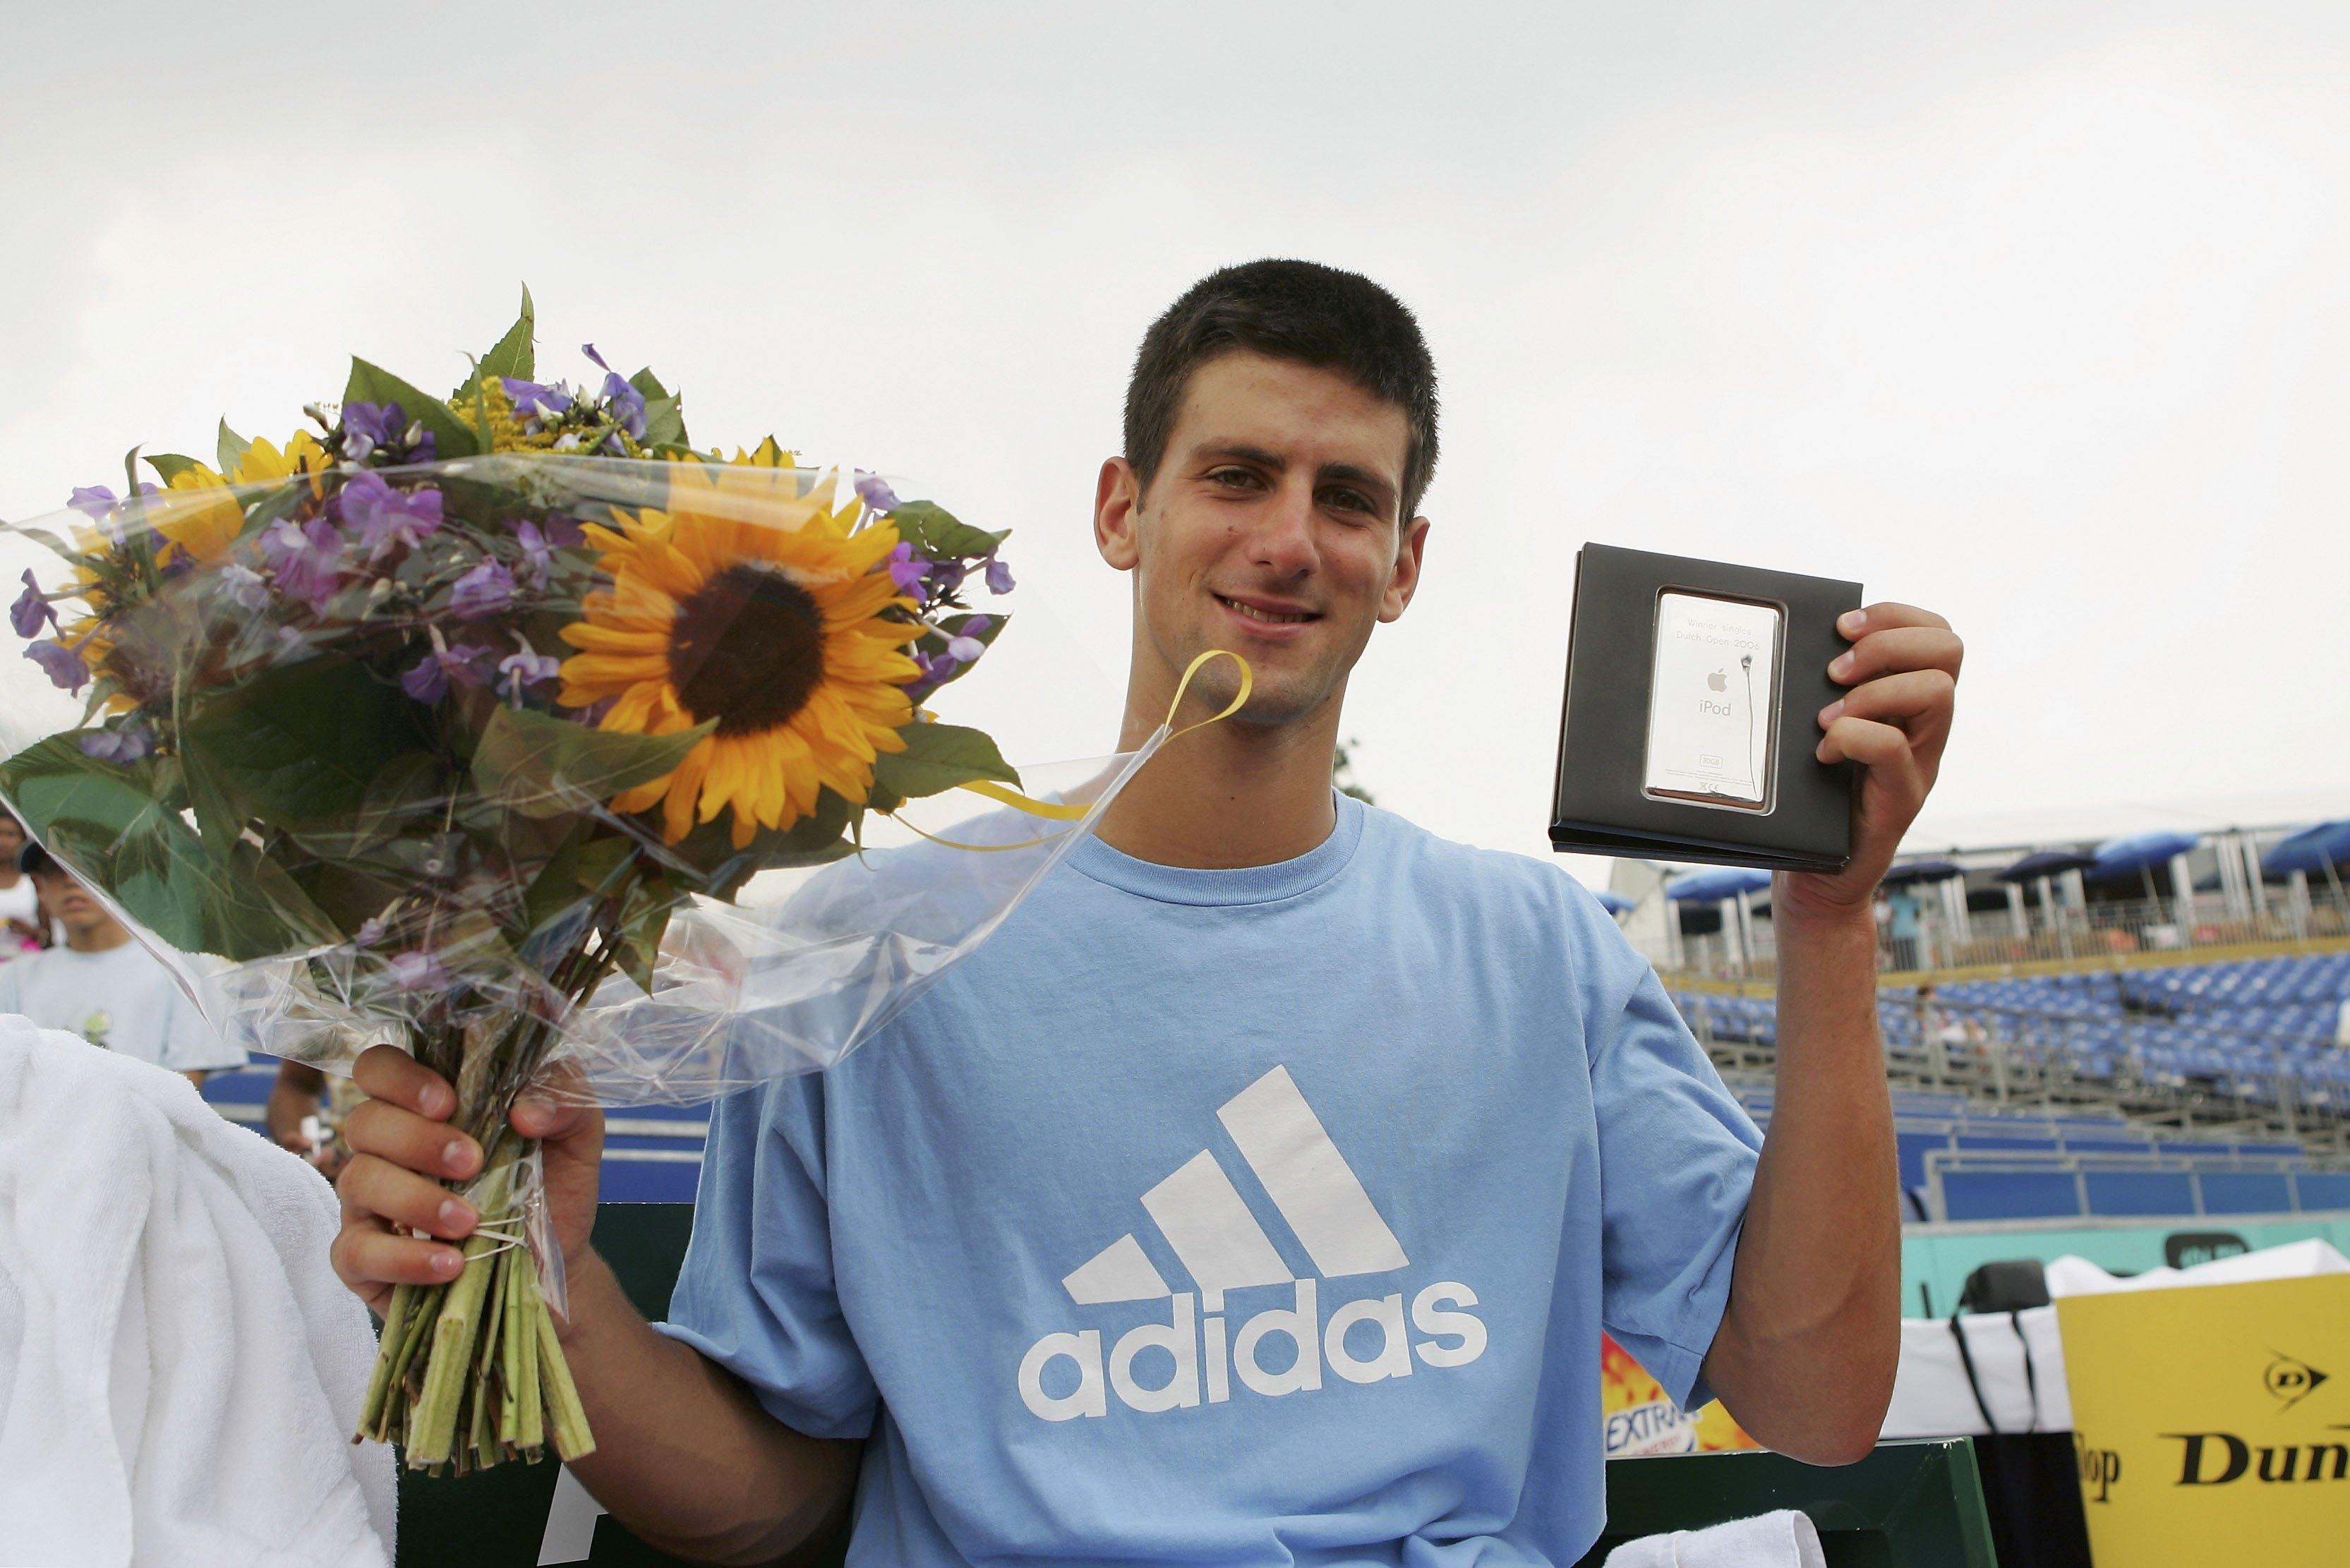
[[1884, 886, 1924, 972], [0, 843, 244, 1087], [0, 812, 46, 958], [266, 1059, 360, 1178]]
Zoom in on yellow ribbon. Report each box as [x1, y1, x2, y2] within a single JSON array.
[[881, 649, 1253, 848]]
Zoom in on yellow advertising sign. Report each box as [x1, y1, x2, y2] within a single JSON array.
[[2059, 1273, 2350, 1562], [1599, 1332, 1757, 1457]]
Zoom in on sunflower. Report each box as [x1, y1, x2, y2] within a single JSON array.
[[556, 462, 922, 848], [157, 432, 331, 565]]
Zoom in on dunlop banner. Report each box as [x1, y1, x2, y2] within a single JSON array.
[[2059, 1272, 2350, 1562]]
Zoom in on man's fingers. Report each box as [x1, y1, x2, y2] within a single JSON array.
[[338, 1152, 478, 1240], [1838, 601, 1953, 637], [510, 1090, 598, 1145], [1818, 668, 1956, 732], [1817, 714, 1923, 778], [351, 1043, 456, 1120], [344, 1097, 483, 1183], [331, 1222, 466, 1294], [1828, 626, 1963, 687]]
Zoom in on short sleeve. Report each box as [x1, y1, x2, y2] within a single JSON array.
[[1571, 888, 1762, 1411], [162, 990, 246, 1073], [653, 1074, 879, 1440]]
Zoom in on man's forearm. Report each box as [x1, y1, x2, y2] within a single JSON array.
[[554, 1248, 860, 1565], [1706, 901, 1900, 1463]]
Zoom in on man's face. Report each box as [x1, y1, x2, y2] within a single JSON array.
[[0, 819, 22, 864], [33, 869, 107, 935], [1097, 353, 1428, 727]]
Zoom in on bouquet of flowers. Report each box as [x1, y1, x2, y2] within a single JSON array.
[[1, 294, 1182, 1473]]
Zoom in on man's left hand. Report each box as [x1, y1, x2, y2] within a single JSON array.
[[1778, 602, 1962, 922]]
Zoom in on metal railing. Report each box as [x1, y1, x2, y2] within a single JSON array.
[[1678, 992, 2350, 1157], [1649, 883, 2350, 982]]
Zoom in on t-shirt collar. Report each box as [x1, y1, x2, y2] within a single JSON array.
[[1066, 789, 1366, 907]]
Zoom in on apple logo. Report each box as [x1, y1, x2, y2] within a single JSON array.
[[1706, 669, 1728, 692]]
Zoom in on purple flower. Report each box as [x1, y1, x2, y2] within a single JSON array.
[[501, 378, 574, 420], [886, 543, 929, 596], [945, 616, 991, 664], [448, 557, 517, 620], [340, 401, 407, 461], [516, 519, 562, 581], [25, 639, 89, 692], [386, 949, 450, 991], [497, 647, 563, 703], [260, 517, 345, 611], [855, 472, 901, 514], [580, 344, 646, 440], [11, 571, 56, 639], [68, 486, 118, 520], [912, 649, 958, 685], [984, 553, 1016, 595], [339, 471, 443, 560], [399, 642, 490, 703], [216, 562, 270, 611], [78, 725, 152, 764], [929, 558, 967, 596], [354, 917, 386, 948]]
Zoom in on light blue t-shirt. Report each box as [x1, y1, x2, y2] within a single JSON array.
[[659, 793, 1761, 1566]]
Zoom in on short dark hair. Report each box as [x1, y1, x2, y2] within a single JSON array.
[[1123, 260, 1440, 519]]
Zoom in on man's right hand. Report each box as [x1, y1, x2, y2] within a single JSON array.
[[330, 1044, 605, 1318]]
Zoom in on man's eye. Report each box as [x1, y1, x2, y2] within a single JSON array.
[[1322, 488, 1374, 514], [1209, 468, 1262, 490]]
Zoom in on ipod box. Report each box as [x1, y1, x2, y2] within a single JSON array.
[[1549, 543, 1860, 874]]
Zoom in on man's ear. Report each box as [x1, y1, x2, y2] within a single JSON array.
[[1095, 457, 1143, 572], [1378, 515, 1432, 623]]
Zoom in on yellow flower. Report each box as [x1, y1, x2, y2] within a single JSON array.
[[457, 373, 560, 453], [556, 464, 921, 848], [157, 432, 330, 566]]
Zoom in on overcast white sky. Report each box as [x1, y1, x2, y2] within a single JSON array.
[[4, 2, 2346, 885]]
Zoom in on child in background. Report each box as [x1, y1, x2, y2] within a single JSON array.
[[0, 812, 46, 957]]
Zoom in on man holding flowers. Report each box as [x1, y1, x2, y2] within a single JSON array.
[[333, 261, 1963, 1564]]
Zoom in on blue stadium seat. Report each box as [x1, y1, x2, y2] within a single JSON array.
[[2294, 1172, 2350, 1212], [2083, 1170, 2197, 1217], [1941, 1169, 2083, 1222], [2198, 1171, 2294, 1215]]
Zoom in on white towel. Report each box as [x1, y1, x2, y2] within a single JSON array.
[[0, 1015, 394, 1567], [1605, 1507, 1828, 1567]]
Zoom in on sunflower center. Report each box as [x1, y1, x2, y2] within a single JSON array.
[[668, 563, 828, 736]]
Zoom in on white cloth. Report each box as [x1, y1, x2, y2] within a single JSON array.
[[0, 1016, 392, 1567], [1881, 1240, 2350, 1439], [1606, 1508, 1827, 1567], [0, 942, 243, 1073]]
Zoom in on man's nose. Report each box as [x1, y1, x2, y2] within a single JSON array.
[[1247, 477, 1320, 577]]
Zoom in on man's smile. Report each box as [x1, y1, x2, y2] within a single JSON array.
[[1213, 591, 1322, 634]]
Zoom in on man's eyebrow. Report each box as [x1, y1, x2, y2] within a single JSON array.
[[1195, 444, 1398, 498]]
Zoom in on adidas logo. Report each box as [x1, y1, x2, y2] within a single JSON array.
[[1018, 1064, 1487, 1422]]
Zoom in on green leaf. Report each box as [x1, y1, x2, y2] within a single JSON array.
[[886, 500, 1008, 562], [345, 357, 480, 459], [471, 705, 715, 820], [474, 285, 536, 389], [144, 452, 206, 485], [627, 367, 668, 401], [0, 739, 335, 959], [870, 720, 1019, 801], [179, 658, 431, 831], [639, 394, 686, 450], [215, 418, 252, 475]]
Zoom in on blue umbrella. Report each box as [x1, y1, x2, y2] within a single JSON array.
[[1996, 848, 2097, 883], [2087, 830, 2200, 880], [1880, 859, 1963, 887], [2262, 820, 2350, 879], [1666, 867, 1773, 903], [1593, 888, 1635, 916]]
